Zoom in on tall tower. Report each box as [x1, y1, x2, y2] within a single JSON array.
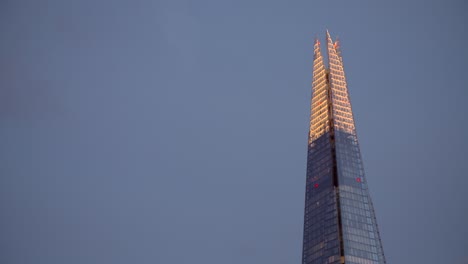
[[302, 31, 386, 264]]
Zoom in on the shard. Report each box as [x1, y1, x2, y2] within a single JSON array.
[[302, 31, 386, 264]]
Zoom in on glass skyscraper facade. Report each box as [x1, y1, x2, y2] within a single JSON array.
[[302, 31, 386, 264]]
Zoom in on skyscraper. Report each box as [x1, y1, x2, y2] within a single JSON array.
[[302, 31, 386, 264]]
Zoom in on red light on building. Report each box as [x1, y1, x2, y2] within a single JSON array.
[[314, 183, 319, 188], [356, 177, 362, 183]]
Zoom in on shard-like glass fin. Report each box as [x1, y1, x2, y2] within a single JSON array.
[[308, 38, 330, 144], [327, 32, 387, 264], [326, 31, 355, 135], [302, 38, 342, 264]]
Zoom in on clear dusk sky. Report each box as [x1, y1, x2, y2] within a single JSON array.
[[1, 0, 467, 263]]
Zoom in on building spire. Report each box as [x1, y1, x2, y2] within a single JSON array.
[[326, 30, 333, 44], [326, 30, 335, 59], [302, 31, 387, 264]]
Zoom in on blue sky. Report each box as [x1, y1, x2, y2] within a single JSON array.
[[1, 0, 467, 263]]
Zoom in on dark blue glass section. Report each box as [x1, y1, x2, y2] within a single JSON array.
[[302, 131, 386, 264], [334, 130, 386, 263], [302, 133, 342, 264]]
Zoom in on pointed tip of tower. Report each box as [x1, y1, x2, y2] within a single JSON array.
[[326, 29, 334, 45]]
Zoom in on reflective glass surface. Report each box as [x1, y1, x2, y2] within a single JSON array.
[[302, 133, 341, 264], [335, 131, 386, 264]]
